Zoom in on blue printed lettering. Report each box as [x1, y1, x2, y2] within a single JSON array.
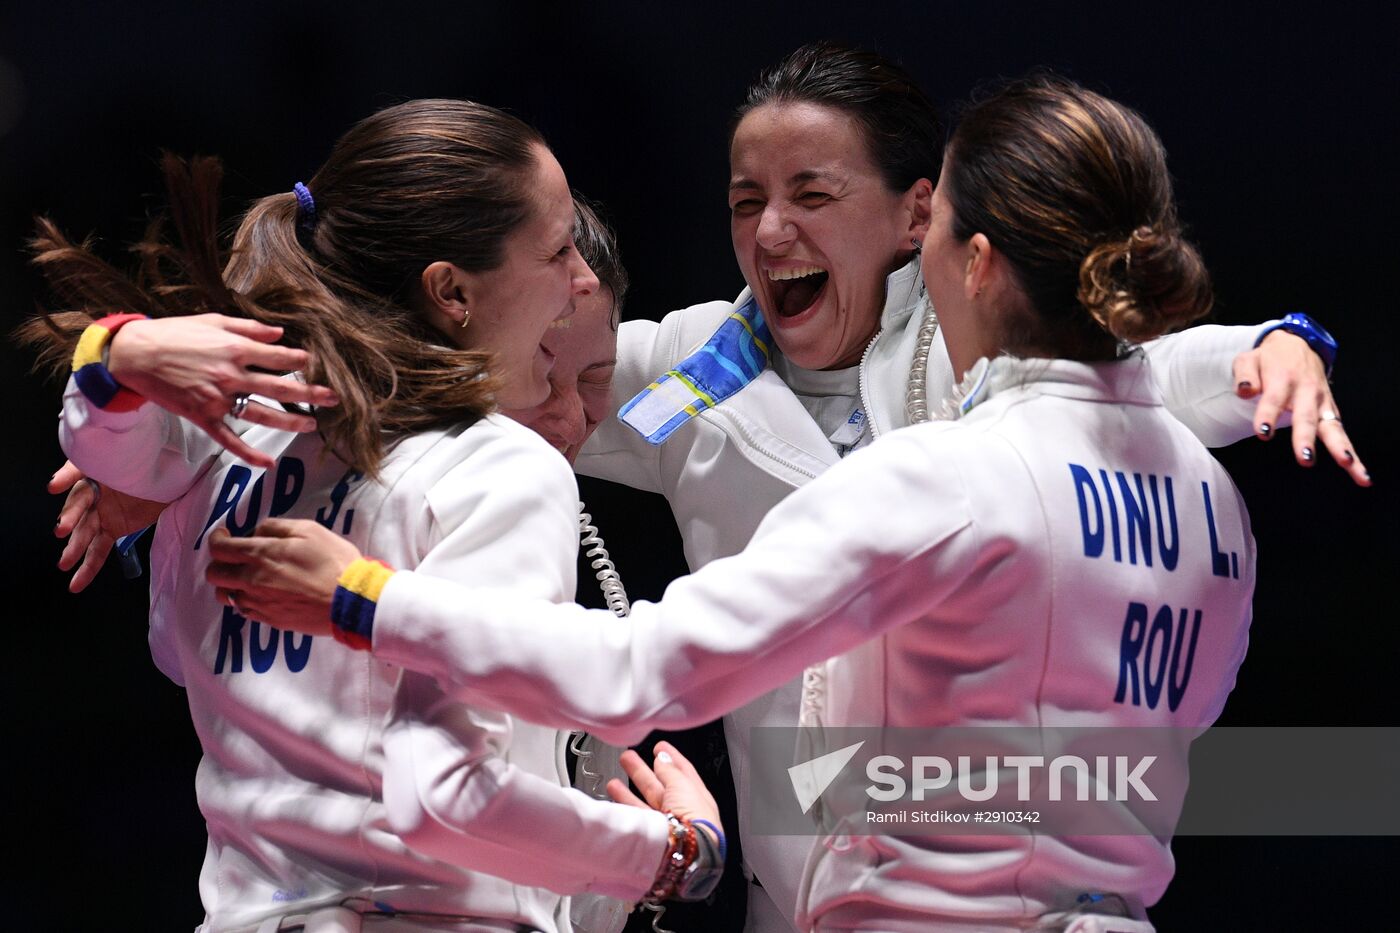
[[249, 621, 279, 673], [271, 457, 305, 517], [214, 607, 245, 674], [196, 466, 252, 550], [283, 631, 313, 673], [197, 459, 311, 549], [1150, 475, 1179, 571], [1071, 466, 1184, 573], [317, 470, 363, 534], [1114, 602, 1148, 705], [1202, 482, 1232, 578], [1071, 464, 1104, 558], [1115, 471, 1152, 567], [1098, 469, 1121, 562], [199, 457, 318, 676], [226, 474, 265, 537], [1116, 601, 1205, 710], [1142, 604, 1173, 709], [1167, 608, 1202, 712], [213, 612, 315, 675]]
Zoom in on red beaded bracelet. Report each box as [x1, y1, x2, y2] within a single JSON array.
[[643, 814, 697, 905]]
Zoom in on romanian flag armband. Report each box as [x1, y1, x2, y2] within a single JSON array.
[[330, 557, 395, 651], [71, 314, 150, 412]]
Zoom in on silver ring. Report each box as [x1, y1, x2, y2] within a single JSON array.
[[1320, 409, 1341, 423], [79, 477, 102, 507], [230, 394, 251, 419]]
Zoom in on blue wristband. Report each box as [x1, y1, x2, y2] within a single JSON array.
[[1254, 313, 1337, 377], [691, 818, 727, 863]]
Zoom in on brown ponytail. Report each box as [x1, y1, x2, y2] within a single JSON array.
[[18, 99, 548, 477], [945, 75, 1213, 359], [1078, 225, 1213, 343]]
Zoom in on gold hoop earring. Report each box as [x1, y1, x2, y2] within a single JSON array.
[[459, 310, 471, 329]]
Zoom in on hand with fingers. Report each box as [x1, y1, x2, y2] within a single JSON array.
[[608, 741, 726, 903], [1233, 330, 1370, 487], [205, 519, 364, 630], [607, 741, 722, 835], [106, 313, 339, 469], [50, 459, 167, 592]]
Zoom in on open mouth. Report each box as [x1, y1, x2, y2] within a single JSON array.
[[767, 265, 829, 318]]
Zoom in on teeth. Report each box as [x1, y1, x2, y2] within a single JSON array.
[[767, 265, 826, 281]]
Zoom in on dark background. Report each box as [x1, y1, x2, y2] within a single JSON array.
[[1, 1, 1395, 929]]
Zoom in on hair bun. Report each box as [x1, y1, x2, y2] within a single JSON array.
[[1078, 224, 1213, 342]]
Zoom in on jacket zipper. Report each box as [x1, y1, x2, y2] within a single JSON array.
[[711, 407, 822, 482], [857, 326, 885, 441]]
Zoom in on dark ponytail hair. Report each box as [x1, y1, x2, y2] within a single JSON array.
[[944, 75, 1212, 359], [19, 99, 547, 477]]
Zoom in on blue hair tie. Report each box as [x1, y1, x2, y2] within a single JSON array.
[[293, 181, 318, 233]]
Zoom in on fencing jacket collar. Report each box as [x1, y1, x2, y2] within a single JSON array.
[[944, 349, 1159, 421], [620, 259, 927, 446]]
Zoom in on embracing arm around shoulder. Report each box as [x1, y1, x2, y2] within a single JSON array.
[[374, 428, 982, 746], [1144, 320, 1367, 484]]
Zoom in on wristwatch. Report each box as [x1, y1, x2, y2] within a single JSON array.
[[675, 821, 724, 901], [1254, 312, 1338, 377]]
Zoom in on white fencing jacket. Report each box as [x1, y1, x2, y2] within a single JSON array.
[[369, 353, 1256, 931], [60, 387, 668, 932], [574, 259, 1267, 930]]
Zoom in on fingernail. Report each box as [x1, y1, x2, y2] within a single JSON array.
[[1364, 471, 1372, 483], [1258, 423, 1272, 438], [1237, 381, 1252, 392], [1344, 450, 1355, 463], [657, 752, 673, 764], [1301, 447, 1314, 463]]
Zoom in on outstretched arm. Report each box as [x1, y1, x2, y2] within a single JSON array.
[[1231, 330, 1366, 484], [1145, 321, 1367, 486], [102, 314, 336, 467], [208, 429, 981, 746], [61, 314, 336, 498]]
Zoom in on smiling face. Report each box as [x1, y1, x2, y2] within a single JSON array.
[[500, 286, 618, 464], [729, 102, 925, 370], [460, 144, 600, 409]]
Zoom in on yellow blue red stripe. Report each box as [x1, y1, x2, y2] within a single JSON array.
[[330, 557, 396, 651], [71, 314, 149, 412]]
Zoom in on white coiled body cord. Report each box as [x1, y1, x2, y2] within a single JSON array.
[[569, 505, 679, 932], [578, 502, 632, 618]]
